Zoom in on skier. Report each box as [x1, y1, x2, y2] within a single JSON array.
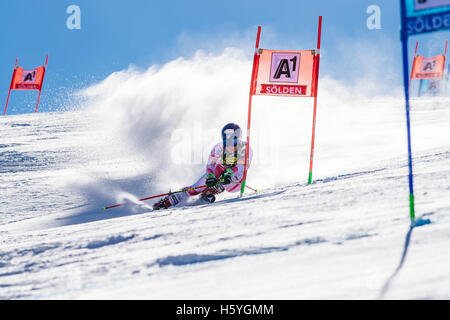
[[153, 123, 253, 210]]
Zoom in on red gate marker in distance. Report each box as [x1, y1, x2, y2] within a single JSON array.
[[3, 55, 49, 116]]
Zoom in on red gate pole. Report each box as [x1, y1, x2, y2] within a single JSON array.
[[35, 55, 49, 113], [439, 40, 448, 96], [3, 58, 18, 116], [3, 91, 12, 116], [408, 41, 419, 92], [240, 26, 261, 197], [34, 89, 43, 113], [308, 16, 323, 185]]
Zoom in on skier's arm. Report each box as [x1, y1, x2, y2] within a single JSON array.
[[206, 143, 222, 175]]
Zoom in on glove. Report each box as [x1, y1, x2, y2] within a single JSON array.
[[221, 168, 234, 185], [206, 173, 219, 189]]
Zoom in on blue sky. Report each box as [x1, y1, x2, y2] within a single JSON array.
[[1, 0, 449, 115]]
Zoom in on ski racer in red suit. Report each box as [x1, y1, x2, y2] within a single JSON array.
[[153, 123, 253, 210]]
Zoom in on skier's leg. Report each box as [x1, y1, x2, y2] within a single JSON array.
[[172, 174, 209, 205], [199, 172, 227, 203], [183, 173, 207, 196], [153, 174, 207, 210]]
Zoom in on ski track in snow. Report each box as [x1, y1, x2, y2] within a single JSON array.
[[0, 101, 449, 299]]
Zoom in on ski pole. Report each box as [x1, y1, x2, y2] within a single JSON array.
[[245, 185, 258, 193], [103, 183, 258, 211], [102, 185, 207, 211]]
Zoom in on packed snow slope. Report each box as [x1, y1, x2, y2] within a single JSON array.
[[0, 50, 449, 299]]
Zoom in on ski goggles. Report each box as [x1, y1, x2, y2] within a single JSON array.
[[223, 139, 238, 147], [222, 129, 239, 146]]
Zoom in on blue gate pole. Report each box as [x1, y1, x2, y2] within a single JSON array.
[[400, 0, 416, 223]]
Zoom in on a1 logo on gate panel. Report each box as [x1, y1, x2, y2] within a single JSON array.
[[22, 70, 37, 83], [269, 52, 301, 83], [420, 58, 437, 72]]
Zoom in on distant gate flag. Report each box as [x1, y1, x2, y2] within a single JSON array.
[[11, 67, 46, 90], [255, 50, 316, 97], [418, 78, 441, 96], [400, 0, 450, 225], [240, 17, 322, 197], [3, 55, 49, 115], [409, 40, 447, 97], [408, 40, 448, 98], [411, 55, 446, 78]]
